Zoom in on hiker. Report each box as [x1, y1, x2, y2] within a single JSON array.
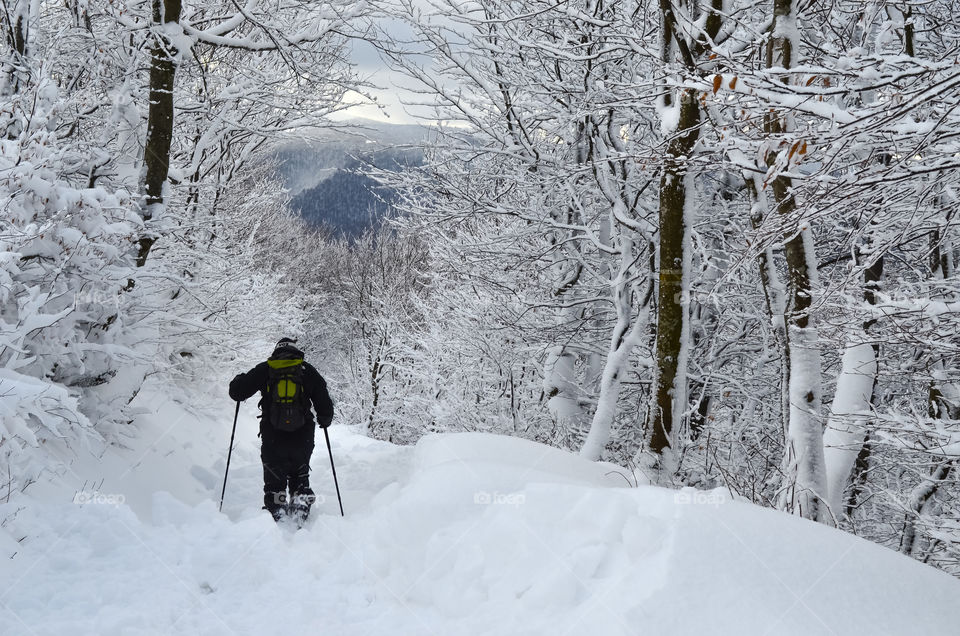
[[228, 338, 334, 524]]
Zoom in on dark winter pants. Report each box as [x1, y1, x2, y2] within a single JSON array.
[[261, 437, 315, 521]]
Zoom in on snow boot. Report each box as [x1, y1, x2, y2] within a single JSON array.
[[265, 491, 289, 522], [290, 493, 315, 528]]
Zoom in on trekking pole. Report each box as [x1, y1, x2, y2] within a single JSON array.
[[219, 401, 241, 512], [323, 426, 344, 516]]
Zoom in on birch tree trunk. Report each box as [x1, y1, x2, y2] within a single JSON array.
[[823, 230, 883, 517], [822, 341, 877, 516], [766, 0, 828, 521]]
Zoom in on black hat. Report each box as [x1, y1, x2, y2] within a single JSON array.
[[274, 337, 298, 352]]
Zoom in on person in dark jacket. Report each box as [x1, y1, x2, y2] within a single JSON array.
[[228, 338, 334, 524]]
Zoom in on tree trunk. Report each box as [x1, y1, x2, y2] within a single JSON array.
[[823, 223, 883, 518], [766, 0, 828, 521], [648, 92, 700, 461], [822, 341, 877, 518], [582, 236, 645, 461], [1, 0, 29, 100], [138, 0, 183, 267], [900, 459, 953, 558], [900, 231, 958, 556]]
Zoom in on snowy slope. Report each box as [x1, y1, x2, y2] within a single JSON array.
[[1, 389, 958, 636]]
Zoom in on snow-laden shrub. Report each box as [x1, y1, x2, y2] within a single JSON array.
[[1, 76, 145, 498]]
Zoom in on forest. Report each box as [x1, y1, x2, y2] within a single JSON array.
[[2, 0, 959, 582]]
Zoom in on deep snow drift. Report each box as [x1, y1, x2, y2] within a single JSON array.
[[1, 382, 958, 636]]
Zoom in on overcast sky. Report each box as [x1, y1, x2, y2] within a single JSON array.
[[329, 7, 472, 126], [332, 20, 429, 125], [332, 45, 414, 123]]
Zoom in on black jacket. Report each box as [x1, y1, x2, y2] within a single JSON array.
[[229, 349, 334, 440]]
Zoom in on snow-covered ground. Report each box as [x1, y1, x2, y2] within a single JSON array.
[[2, 379, 958, 636]]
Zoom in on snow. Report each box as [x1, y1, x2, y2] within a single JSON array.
[[2, 379, 958, 636], [657, 97, 682, 136]]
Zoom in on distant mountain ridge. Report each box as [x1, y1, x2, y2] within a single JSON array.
[[271, 120, 427, 237]]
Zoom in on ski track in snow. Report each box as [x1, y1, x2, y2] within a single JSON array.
[[2, 382, 959, 636]]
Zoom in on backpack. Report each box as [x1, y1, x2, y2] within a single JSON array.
[[265, 359, 309, 431]]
